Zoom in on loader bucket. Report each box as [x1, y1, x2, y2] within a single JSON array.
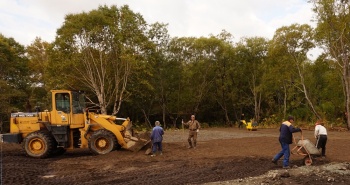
[[121, 120, 151, 152], [124, 131, 151, 152]]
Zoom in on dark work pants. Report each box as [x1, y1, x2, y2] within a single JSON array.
[[316, 135, 327, 156], [152, 142, 162, 154], [238, 120, 245, 129]]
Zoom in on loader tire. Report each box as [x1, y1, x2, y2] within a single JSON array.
[[24, 131, 55, 158], [88, 129, 117, 155]]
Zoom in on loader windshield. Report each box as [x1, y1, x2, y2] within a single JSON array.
[[72, 91, 85, 114], [56, 93, 70, 113]]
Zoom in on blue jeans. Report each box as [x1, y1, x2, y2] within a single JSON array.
[[152, 142, 162, 154], [273, 141, 290, 167]]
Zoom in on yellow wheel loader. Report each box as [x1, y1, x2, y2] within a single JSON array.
[[0, 90, 150, 158], [245, 119, 258, 131]]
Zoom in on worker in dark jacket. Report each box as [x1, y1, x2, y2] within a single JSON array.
[[272, 116, 301, 168], [238, 113, 245, 129], [150, 121, 164, 157]]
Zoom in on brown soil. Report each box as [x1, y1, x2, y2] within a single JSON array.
[[1, 128, 350, 185]]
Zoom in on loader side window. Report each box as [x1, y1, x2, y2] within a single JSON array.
[[72, 92, 85, 114], [55, 93, 70, 113]]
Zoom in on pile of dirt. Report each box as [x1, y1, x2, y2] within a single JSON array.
[[206, 162, 350, 185]]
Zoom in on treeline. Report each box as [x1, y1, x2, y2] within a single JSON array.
[[1, 0, 350, 130]]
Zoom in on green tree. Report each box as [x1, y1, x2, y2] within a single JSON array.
[[306, 56, 343, 122], [26, 37, 51, 110], [270, 24, 320, 118], [311, 0, 350, 128], [149, 23, 182, 128], [209, 31, 235, 125], [268, 24, 318, 120], [172, 37, 217, 118], [0, 34, 30, 131], [234, 37, 269, 122], [27, 37, 50, 87], [49, 5, 149, 114], [126, 22, 172, 128]]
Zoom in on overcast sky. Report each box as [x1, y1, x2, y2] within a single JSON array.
[[0, 0, 317, 57]]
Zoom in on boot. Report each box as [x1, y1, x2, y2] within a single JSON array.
[[188, 141, 193, 149]]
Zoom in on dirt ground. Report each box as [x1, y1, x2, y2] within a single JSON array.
[[1, 127, 350, 185]]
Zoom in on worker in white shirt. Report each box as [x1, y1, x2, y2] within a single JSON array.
[[314, 119, 328, 157]]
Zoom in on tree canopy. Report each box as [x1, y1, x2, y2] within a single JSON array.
[[1, 1, 350, 130]]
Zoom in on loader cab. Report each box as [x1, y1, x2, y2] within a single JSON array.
[[55, 93, 71, 114], [51, 90, 85, 128]]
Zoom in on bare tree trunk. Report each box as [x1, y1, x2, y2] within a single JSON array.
[[162, 102, 166, 129], [324, 28, 350, 129], [293, 57, 321, 120], [216, 98, 231, 125], [345, 79, 350, 129], [283, 83, 287, 118], [250, 73, 261, 122], [341, 53, 350, 129], [112, 59, 131, 115], [78, 46, 109, 114], [73, 32, 131, 115], [256, 92, 262, 122], [311, 0, 350, 129], [192, 60, 215, 114], [141, 109, 152, 128], [193, 75, 214, 114]]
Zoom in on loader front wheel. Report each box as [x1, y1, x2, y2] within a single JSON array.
[[89, 129, 117, 155], [24, 131, 54, 158]]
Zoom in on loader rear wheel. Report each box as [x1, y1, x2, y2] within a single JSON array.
[[88, 129, 117, 155], [24, 131, 54, 158]]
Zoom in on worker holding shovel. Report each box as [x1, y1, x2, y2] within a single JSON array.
[[182, 115, 201, 149]]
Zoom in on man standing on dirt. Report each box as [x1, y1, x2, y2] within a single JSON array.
[[182, 115, 201, 149], [272, 116, 302, 169], [151, 121, 164, 157], [314, 120, 327, 157], [238, 113, 245, 129]]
